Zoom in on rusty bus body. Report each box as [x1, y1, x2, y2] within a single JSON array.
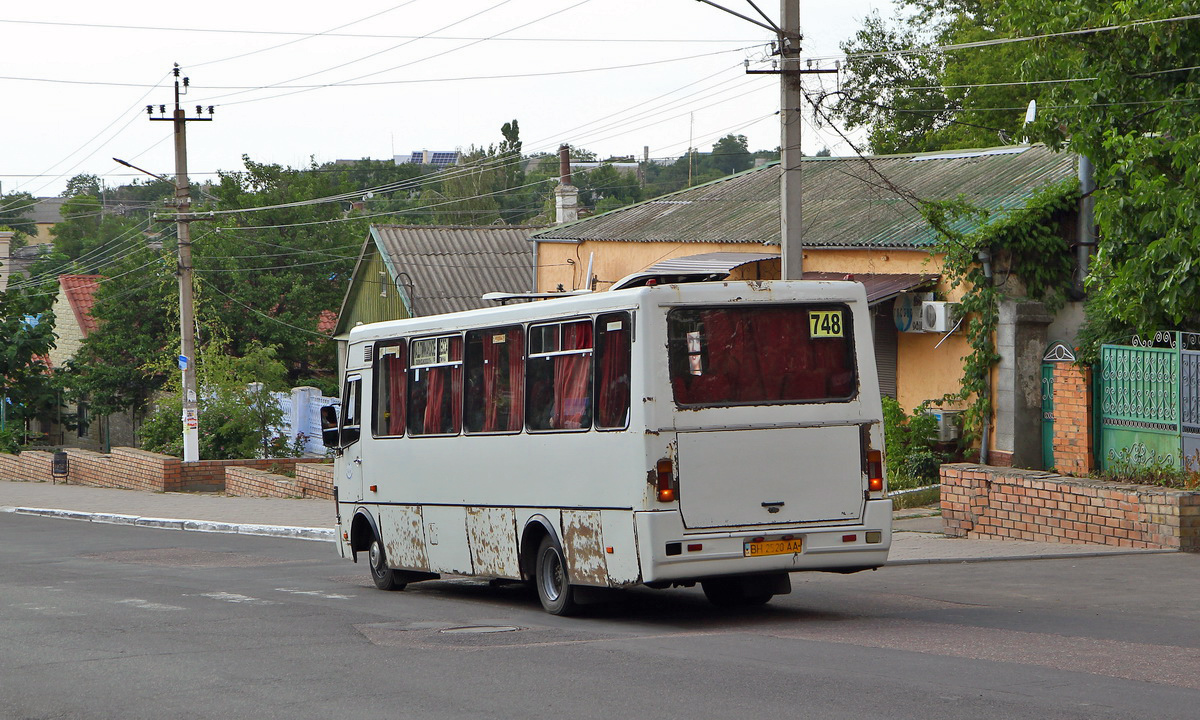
[[325, 280, 892, 614]]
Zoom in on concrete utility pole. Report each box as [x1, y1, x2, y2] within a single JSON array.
[[778, 0, 803, 280], [696, 1, 836, 280], [150, 65, 213, 463]]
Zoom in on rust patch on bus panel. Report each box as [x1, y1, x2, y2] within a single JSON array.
[[560, 510, 609, 587], [381, 506, 429, 571], [466, 507, 521, 579]]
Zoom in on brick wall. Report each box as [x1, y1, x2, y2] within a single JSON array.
[[1, 447, 327, 494], [224, 467, 301, 498], [1052, 363, 1093, 474], [942, 463, 1200, 550], [295, 463, 334, 500], [225, 463, 334, 499]]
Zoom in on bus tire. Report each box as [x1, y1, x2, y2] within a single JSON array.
[[368, 536, 406, 591], [535, 535, 577, 616], [701, 577, 773, 608]]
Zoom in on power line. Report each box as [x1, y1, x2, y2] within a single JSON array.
[[0, 17, 758, 43]]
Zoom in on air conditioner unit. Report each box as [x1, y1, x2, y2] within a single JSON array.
[[922, 301, 962, 333], [926, 409, 962, 442]]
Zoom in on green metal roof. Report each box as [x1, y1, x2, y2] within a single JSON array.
[[533, 145, 1077, 249]]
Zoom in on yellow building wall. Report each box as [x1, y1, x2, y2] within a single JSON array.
[[536, 240, 780, 293]]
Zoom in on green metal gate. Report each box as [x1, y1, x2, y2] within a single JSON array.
[[1098, 337, 1181, 471]]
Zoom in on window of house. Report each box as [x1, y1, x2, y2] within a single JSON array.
[[667, 305, 857, 407], [465, 326, 525, 434], [408, 334, 463, 436], [372, 341, 407, 437], [526, 319, 593, 431], [594, 312, 631, 430]]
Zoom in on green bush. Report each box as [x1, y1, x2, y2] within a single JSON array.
[[138, 342, 297, 460], [883, 397, 946, 490], [1098, 446, 1200, 490]]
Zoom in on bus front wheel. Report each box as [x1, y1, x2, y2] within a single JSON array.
[[368, 537, 406, 591], [535, 536, 577, 615]]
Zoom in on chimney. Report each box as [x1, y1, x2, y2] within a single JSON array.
[[555, 143, 578, 224], [0, 230, 13, 293]]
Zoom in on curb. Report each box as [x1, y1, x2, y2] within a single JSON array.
[[1, 505, 334, 542], [886, 548, 1177, 566]]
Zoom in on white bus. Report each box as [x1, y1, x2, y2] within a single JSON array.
[[323, 280, 891, 615]]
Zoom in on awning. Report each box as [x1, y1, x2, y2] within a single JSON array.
[[800, 272, 939, 306]]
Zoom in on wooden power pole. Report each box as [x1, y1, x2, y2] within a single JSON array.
[[150, 65, 213, 462]]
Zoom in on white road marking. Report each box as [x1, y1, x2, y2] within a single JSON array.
[[198, 592, 280, 605], [116, 598, 184, 612], [275, 587, 354, 600]]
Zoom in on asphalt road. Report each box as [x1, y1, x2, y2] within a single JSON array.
[[3, 513, 1197, 720]]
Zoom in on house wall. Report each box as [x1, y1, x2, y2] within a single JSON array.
[[47, 289, 85, 370]]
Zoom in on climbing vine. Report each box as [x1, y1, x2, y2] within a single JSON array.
[[920, 178, 1079, 445]]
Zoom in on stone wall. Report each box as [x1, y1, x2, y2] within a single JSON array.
[[942, 463, 1199, 550]]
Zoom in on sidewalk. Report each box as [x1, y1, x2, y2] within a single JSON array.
[[0, 479, 1174, 563]]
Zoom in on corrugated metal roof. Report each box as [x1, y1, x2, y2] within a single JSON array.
[[371, 225, 542, 316], [533, 145, 1077, 249], [800, 272, 938, 305]]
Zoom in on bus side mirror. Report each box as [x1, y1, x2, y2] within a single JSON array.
[[320, 405, 340, 448]]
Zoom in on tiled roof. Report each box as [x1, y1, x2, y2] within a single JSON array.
[[371, 225, 541, 316], [58, 274, 103, 336], [317, 309, 337, 333], [533, 145, 1077, 249]]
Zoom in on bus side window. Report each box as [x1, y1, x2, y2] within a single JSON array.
[[373, 341, 407, 437], [408, 334, 463, 436], [465, 326, 525, 434], [341, 376, 362, 446], [526, 319, 593, 431], [595, 312, 631, 430]]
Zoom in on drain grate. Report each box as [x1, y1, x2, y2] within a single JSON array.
[[439, 625, 521, 635]]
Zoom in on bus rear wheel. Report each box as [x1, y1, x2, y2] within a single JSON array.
[[368, 537, 407, 591], [535, 536, 577, 615]]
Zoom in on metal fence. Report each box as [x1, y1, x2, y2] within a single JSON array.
[[1098, 332, 1200, 471]]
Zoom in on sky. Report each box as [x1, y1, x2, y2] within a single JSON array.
[[2, 0, 886, 199]]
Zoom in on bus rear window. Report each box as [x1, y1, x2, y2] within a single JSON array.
[[667, 305, 857, 406]]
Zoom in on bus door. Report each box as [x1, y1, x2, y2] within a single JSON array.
[[339, 375, 364, 502]]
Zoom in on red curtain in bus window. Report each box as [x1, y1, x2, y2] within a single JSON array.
[[450, 360, 463, 432], [424, 366, 445, 432], [553, 320, 592, 429], [506, 331, 524, 430], [596, 315, 630, 428], [387, 350, 406, 435], [482, 334, 501, 431]]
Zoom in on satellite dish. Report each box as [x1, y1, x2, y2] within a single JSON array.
[[1024, 99, 1037, 126]]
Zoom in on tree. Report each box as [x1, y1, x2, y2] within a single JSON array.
[[833, 1, 1045, 154], [0, 282, 58, 449], [835, 0, 1200, 348], [65, 247, 176, 419], [1004, 1, 1200, 341], [0, 191, 38, 243], [193, 155, 363, 382], [137, 341, 293, 460], [710, 134, 753, 175]]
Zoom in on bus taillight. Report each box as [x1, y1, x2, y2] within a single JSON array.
[[867, 450, 884, 493], [656, 458, 676, 503]]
